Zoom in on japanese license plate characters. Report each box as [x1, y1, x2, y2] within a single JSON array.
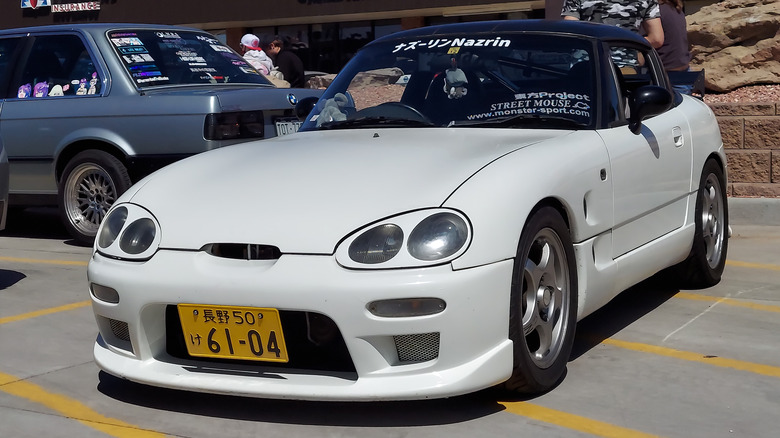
[[177, 304, 289, 363]]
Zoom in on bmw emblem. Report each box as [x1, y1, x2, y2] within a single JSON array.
[[287, 93, 298, 106]]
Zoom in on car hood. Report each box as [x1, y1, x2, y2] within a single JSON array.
[[127, 128, 571, 252]]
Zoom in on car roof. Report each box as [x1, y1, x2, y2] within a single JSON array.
[[0, 23, 203, 36], [370, 19, 649, 47]]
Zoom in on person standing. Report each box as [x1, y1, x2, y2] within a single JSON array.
[[561, 0, 665, 48], [656, 0, 691, 71], [239, 33, 274, 76], [263, 36, 305, 88]]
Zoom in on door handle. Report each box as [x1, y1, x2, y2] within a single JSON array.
[[672, 126, 683, 148]]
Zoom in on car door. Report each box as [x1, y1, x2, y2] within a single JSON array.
[[597, 43, 693, 258], [2, 32, 104, 197]]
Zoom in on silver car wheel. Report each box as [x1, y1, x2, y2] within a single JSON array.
[[63, 162, 117, 237], [520, 227, 571, 369], [701, 173, 725, 269]]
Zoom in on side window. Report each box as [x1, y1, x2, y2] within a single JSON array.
[[0, 38, 22, 98], [13, 34, 101, 99], [608, 44, 662, 121]]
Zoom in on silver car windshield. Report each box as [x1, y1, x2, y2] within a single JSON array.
[[108, 29, 272, 88], [301, 33, 595, 130]]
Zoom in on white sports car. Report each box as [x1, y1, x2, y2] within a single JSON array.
[[88, 20, 728, 401]]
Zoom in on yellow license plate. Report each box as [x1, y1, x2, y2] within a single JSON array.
[[177, 304, 288, 363]]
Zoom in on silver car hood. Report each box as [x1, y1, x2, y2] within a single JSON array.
[[127, 128, 570, 252]]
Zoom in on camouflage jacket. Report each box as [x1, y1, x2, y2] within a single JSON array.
[[561, 0, 661, 33]]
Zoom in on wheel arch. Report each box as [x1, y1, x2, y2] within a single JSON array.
[[55, 140, 128, 185], [525, 197, 573, 233]]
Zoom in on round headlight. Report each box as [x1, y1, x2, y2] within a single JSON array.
[[408, 213, 468, 261], [349, 224, 404, 264], [119, 218, 157, 255], [98, 206, 128, 249]]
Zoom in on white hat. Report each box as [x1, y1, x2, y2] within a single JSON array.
[[240, 34, 261, 50]]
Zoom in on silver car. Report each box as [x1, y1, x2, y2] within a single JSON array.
[[0, 24, 321, 244]]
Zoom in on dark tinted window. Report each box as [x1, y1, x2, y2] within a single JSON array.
[[108, 29, 273, 88], [12, 34, 100, 99], [0, 38, 22, 97]]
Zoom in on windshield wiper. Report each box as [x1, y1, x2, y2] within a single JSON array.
[[450, 114, 589, 129], [318, 116, 435, 129]]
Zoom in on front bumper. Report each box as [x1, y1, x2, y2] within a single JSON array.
[[88, 250, 515, 401]]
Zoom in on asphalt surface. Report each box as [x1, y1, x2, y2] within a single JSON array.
[[0, 199, 778, 438]]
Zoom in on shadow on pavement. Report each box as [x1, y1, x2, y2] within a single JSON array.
[[0, 207, 77, 244], [570, 270, 681, 360], [0, 270, 26, 290]]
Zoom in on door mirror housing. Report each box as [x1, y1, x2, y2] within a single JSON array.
[[628, 85, 673, 135]]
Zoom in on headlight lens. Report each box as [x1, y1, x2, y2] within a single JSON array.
[[336, 209, 470, 269], [119, 218, 156, 254], [348, 224, 403, 264], [408, 213, 468, 261], [95, 203, 161, 260], [98, 206, 127, 249]]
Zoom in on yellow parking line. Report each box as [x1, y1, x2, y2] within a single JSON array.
[[0, 372, 166, 438], [0, 301, 91, 326], [726, 260, 780, 272], [601, 338, 780, 378], [0, 256, 88, 266], [499, 402, 664, 438], [675, 292, 780, 313]]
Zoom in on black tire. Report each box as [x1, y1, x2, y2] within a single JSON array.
[[58, 150, 131, 246], [675, 159, 729, 288], [503, 206, 578, 394]]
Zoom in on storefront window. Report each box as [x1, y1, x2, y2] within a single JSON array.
[[340, 21, 372, 66], [374, 20, 402, 39]]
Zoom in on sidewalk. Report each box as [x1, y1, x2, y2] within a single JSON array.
[[729, 197, 780, 226]]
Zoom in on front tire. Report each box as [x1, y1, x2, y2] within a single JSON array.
[[58, 150, 131, 246], [503, 206, 578, 394], [676, 158, 729, 288]]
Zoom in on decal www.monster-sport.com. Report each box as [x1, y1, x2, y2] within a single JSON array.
[[467, 92, 593, 121]]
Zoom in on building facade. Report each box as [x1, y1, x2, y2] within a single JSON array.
[[2, 0, 546, 74]]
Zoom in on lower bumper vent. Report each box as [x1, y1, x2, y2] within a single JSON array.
[[109, 319, 130, 341], [394, 332, 440, 363]]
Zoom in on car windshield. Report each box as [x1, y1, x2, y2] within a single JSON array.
[[108, 29, 273, 88], [300, 33, 595, 131]]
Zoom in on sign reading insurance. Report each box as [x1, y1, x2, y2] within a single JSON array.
[[21, 0, 101, 11]]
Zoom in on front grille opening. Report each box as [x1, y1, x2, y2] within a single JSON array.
[[394, 332, 440, 363], [165, 306, 356, 375], [109, 318, 130, 341], [202, 243, 281, 260]]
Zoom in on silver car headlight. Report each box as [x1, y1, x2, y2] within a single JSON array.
[[336, 209, 471, 269], [95, 203, 161, 260]]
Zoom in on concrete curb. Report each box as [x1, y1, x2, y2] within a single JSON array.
[[728, 197, 780, 226]]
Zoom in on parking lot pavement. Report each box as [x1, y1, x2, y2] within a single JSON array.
[[1, 204, 778, 438]]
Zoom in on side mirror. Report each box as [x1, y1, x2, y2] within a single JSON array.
[[628, 85, 673, 135], [295, 96, 319, 121]]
